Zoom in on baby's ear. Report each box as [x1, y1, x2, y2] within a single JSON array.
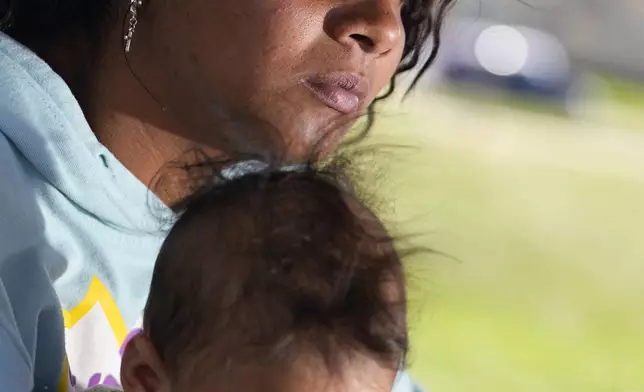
[[121, 333, 170, 392]]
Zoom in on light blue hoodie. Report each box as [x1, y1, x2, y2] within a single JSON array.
[[0, 33, 423, 392], [0, 32, 168, 391]]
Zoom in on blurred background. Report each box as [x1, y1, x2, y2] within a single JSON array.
[[367, 0, 644, 390]]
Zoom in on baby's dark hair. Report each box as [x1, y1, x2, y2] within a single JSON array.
[[143, 159, 408, 382]]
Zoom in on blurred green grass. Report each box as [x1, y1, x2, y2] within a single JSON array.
[[367, 93, 644, 392], [602, 74, 644, 109]]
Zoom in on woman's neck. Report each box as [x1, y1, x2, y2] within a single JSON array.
[[78, 43, 205, 202]]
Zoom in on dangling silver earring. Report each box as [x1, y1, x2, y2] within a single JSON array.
[[124, 0, 143, 53]]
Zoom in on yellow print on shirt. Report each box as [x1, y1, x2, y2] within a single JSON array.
[[62, 276, 128, 342], [58, 276, 140, 391]]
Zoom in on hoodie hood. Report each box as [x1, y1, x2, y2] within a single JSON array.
[[0, 32, 168, 232]]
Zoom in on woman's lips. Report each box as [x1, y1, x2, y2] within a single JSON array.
[[302, 73, 370, 114]]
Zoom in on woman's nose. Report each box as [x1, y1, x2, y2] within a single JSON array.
[[324, 0, 404, 57]]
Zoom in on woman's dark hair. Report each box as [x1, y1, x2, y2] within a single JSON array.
[[0, 0, 454, 95], [0, 1, 115, 50], [364, 0, 456, 139], [143, 158, 409, 380]]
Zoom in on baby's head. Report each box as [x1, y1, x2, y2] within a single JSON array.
[[121, 163, 407, 392]]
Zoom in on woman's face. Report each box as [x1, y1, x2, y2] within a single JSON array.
[[127, 0, 405, 159]]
